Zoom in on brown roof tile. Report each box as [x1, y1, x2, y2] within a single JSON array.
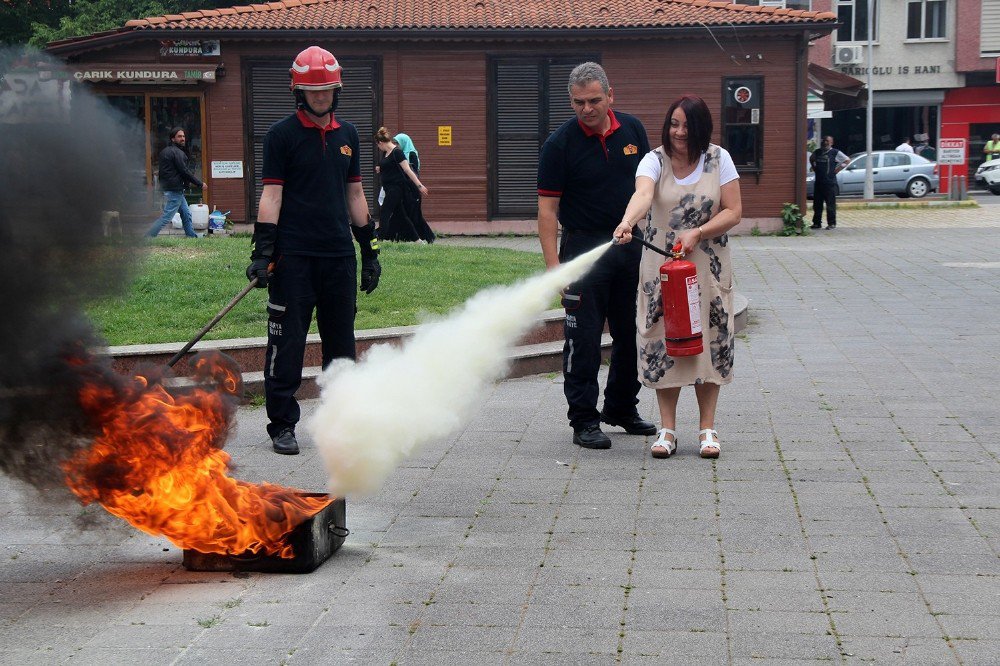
[[120, 0, 836, 31]]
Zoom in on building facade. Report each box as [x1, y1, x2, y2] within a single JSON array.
[[47, 0, 836, 231], [802, 0, 1000, 190]]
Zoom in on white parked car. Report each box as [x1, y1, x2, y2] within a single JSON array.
[[974, 158, 1000, 195]]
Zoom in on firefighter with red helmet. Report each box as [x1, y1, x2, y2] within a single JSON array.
[[246, 46, 381, 455]]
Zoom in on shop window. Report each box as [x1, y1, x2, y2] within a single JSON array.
[[150, 96, 204, 199], [104, 95, 147, 188], [722, 77, 763, 173], [906, 0, 946, 39], [836, 0, 878, 42]]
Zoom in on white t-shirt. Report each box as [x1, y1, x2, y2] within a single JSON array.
[[895, 143, 914, 153], [636, 147, 740, 186]]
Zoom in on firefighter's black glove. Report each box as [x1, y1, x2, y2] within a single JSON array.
[[360, 257, 381, 294], [246, 258, 271, 288], [352, 218, 381, 294], [246, 222, 277, 289]]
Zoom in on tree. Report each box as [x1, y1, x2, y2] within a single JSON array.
[[27, 0, 238, 47], [1, 0, 74, 46]]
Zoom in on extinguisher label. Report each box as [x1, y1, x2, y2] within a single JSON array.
[[686, 276, 702, 334]]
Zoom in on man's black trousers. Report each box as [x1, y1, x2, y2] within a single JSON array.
[[812, 182, 839, 227], [264, 254, 357, 437], [559, 231, 642, 430]]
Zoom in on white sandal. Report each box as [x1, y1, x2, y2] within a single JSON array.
[[699, 429, 721, 459], [651, 428, 677, 459]]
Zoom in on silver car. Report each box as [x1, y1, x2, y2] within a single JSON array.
[[807, 150, 939, 199]]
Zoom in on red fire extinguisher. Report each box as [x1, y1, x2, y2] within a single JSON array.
[[659, 243, 703, 357], [616, 236, 703, 357]]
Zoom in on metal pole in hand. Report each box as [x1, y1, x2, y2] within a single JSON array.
[[166, 278, 259, 368]]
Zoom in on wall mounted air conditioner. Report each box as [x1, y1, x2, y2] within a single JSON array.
[[833, 45, 865, 65]]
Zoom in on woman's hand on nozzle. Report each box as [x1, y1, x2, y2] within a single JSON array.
[[677, 227, 702, 255], [613, 221, 634, 244]]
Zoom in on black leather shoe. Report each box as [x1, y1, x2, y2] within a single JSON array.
[[272, 428, 299, 455], [601, 410, 658, 436], [809, 224, 822, 229], [573, 424, 612, 449], [826, 224, 836, 229]]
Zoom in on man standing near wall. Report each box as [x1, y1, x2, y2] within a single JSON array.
[[147, 127, 206, 238], [809, 135, 849, 230], [984, 133, 1000, 162], [246, 46, 381, 455], [537, 62, 656, 450]]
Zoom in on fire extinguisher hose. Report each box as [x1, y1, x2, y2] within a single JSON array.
[[613, 235, 679, 259]]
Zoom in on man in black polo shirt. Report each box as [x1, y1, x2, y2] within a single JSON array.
[[246, 46, 381, 455], [537, 61, 657, 449]]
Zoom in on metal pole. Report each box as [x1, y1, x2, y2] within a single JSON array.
[[166, 278, 259, 368], [863, 0, 875, 200]]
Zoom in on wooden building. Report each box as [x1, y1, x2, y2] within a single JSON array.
[[47, 0, 836, 233]]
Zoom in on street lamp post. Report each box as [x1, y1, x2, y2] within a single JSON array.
[[863, 0, 875, 200]]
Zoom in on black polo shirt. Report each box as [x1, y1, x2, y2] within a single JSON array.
[[537, 109, 650, 236], [262, 110, 362, 257]]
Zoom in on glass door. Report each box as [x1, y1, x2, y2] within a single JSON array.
[[149, 95, 205, 201]]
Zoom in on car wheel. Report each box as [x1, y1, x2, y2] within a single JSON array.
[[907, 178, 929, 198], [990, 185, 1000, 196]]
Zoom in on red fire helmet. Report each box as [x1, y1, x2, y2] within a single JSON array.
[[289, 46, 343, 91]]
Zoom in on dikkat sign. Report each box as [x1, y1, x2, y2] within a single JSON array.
[[937, 138, 966, 165]]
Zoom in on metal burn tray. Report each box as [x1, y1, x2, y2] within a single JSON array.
[[182, 494, 347, 574]]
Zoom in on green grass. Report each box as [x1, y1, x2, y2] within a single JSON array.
[[87, 237, 549, 346]]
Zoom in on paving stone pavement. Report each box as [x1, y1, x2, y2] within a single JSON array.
[[2, 208, 1000, 664]]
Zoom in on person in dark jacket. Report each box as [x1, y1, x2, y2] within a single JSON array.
[[809, 135, 849, 230], [146, 127, 207, 238]]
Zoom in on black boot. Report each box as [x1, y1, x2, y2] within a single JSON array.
[[573, 424, 612, 449], [272, 428, 299, 455], [600, 410, 658, 436]]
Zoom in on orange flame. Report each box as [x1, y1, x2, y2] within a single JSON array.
[[61, 353, 330, 558]]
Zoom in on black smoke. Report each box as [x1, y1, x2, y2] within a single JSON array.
[[0, 48, 144, 491]]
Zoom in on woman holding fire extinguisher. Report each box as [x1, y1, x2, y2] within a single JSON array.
[[613, 95, 742, 460]]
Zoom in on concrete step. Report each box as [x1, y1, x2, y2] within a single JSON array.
[[106, 309, 569, 376], [239, 335, 615, 401], [106, 295, 748, 404]]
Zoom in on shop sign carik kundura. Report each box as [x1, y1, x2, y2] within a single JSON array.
[[159, 40, 221, 57]]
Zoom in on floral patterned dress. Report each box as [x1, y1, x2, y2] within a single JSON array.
[[636, 144, 735, 389]]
